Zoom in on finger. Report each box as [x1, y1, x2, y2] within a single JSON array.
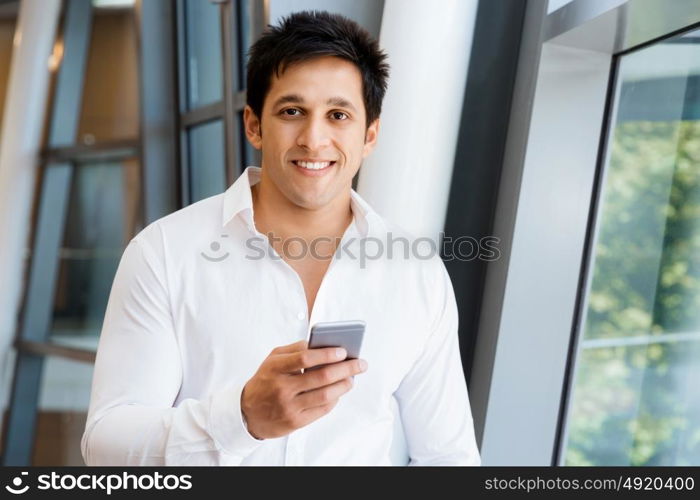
[[275, 347, 347, 374], [270, 340, 307, 356], [297, 401, 338, 426], [294, 358, 367, 392], [294, 378, 353, 410]]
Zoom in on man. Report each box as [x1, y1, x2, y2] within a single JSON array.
[[81, 10, 480, 466]]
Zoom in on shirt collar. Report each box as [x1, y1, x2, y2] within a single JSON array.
[[222, 166, 378, 237]]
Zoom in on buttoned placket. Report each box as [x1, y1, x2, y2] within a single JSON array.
[[244, 211, 361, 465], [282, 220, 361, 465], [243, 217, 310, 339]]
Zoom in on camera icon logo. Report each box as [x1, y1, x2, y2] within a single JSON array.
[[5, 471, 29, 494]]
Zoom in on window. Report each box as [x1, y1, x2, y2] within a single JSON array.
[[176, 0, 259, 204], [188, 120, 226, 201], [183, 0, 223, 109], [1, 0, 263, 465], [1, 0, 141, 466], [562, 27, 700, 466], [51, 158, 140, 352]]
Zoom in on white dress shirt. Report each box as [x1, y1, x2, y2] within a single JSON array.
[[81, 166, 480, 466]]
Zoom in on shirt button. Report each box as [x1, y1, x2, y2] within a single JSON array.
[[297, 311, 306, 321]]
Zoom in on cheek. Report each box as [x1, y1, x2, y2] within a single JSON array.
[[337, 128, 367, 157], [276, 125, 305, 151], [261, 125, 293, 156]]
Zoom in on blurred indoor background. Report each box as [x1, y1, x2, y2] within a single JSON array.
[[0, 0, 699, 466]]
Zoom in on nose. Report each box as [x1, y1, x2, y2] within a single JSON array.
[[296, 115, 331, 152]]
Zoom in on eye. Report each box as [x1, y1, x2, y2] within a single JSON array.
[[280, 108, 301, 117], [331, 111, 349, 121]]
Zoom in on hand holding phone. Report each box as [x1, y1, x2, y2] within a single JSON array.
[[241, 336, 367, 439], [307, 320, 365, 371]]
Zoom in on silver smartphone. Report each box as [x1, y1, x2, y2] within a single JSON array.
[[307, 320, 365, 367]]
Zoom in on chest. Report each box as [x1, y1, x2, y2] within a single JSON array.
[[285, 256, 332, 317], [172, 245, 433, 399]]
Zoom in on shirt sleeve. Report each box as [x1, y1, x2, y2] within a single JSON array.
[[394, 258, 481, 466], [81, 233, 263, 466]]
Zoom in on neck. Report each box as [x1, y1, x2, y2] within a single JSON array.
[[251, 176, 353, 243]]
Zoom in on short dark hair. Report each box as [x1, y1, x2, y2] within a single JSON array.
[[246, 10, 390, 127]]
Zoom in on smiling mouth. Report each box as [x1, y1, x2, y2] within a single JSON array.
[[292, 160, 336, 171]]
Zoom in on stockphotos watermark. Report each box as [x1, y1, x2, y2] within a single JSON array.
[[4, 470, 192, 496], [201, 232, 501, 268]]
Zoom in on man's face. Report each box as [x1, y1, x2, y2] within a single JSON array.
[[244, 56, 379, 210]]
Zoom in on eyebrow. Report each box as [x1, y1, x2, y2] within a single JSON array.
[[272, 94, 358, 112]]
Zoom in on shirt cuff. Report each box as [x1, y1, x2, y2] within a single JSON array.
[[208, 382, 264, 459]]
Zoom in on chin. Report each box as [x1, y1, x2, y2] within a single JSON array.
[[295, 199, 327, 210], [289, 193, 330, 210]]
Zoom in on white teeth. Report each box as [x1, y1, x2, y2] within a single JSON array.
[[296, 161, 331, 170]]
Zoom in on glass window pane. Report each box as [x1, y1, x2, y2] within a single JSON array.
[[50, 159, 141, 351], [78, 6, 140, 144], [188, 120, 226, 202], [563, 28, 700, 466], [33, 356, 93, 465], [184, 0, 223, 109]]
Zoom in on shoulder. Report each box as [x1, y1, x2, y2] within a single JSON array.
[[368, 213, 452, 294], [131, 193, 226, 259]]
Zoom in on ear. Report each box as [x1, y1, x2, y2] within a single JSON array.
[[243, 105, 263, 150], [362, 118, 380, 158]]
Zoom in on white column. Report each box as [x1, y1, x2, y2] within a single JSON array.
[[357, 0, 478, 241], [0, 0, 62, 405]]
